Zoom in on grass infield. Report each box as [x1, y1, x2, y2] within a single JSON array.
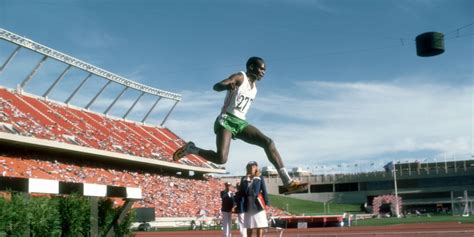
[[268, 194, 361, 215], [268, 194, 474, 226], [353, 215, 474, 226]]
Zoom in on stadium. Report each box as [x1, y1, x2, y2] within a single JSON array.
[[1, 26, 473, 236], [1, 1, 474, 236]]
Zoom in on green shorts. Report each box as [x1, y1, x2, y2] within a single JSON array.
[[214, 113, 249, 139]]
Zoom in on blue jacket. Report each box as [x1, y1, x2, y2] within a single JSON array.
[[234, 190, 244, 213], [237, 175, 269, 212]]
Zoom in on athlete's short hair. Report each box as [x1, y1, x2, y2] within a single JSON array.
[[246, 56, 265, 69]]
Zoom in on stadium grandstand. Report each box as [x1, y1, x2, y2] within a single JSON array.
[[0, 28, 286, 234]]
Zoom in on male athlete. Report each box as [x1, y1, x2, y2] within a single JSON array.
[[173, 57, 308, 194]]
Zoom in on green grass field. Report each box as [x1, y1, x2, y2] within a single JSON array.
[[268, 194, 474, 226], [353, 215, 474, 226], [268, 194, 361, 215]]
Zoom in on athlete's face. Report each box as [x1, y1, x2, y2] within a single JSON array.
[[250, 63, 266, 81]]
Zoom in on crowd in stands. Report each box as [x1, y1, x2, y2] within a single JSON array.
[[0, 88, 210, 169], [0, 152, 285, 218]]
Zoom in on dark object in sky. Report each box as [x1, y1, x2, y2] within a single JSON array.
[[416, 32, 445, 57]]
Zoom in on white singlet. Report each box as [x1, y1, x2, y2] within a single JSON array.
[[220, 71, 257, 120]]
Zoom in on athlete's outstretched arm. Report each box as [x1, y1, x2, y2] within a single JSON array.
[[213, 73, 244, 92]]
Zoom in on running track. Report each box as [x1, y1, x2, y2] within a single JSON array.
[[134, 222, 474, 236]]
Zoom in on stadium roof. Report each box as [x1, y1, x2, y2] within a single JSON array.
[[0, 28, 180, 126]]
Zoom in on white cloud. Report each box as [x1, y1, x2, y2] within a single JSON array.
[[272, 0, 338, 14]]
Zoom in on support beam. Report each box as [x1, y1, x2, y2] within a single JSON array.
[[104, 199, 135, 237], [90, 197, 99, 237], [160, 100, 179, 126], [123, 91, 145, 119], [85, 80, 112, 110], [141, 96, 161, 123], [0, 45, 21, 75], [19, 55, 48, 89], [43, 65, 72, 97], [104, 87, 128, 115], [65, 73, 92, 104]]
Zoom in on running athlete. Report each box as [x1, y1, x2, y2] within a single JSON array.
[[173, 57, 308, 194]]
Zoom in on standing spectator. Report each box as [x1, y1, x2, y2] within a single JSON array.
[[221, 182, 235, 237], [238, 161, 268, 237], [234, 182, 247, 237], [196, 208, 208, 229]]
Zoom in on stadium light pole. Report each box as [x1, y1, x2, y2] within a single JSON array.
[[392, 162, 400, 218], [385, 161, 400, 218]]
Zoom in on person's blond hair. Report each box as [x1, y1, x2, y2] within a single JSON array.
[[246, 165, 261, 177]]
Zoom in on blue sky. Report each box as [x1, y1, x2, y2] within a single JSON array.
[[0, 0, 472, 175]]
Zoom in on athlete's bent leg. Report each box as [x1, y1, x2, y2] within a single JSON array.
[[194, 126, 232, 164]]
